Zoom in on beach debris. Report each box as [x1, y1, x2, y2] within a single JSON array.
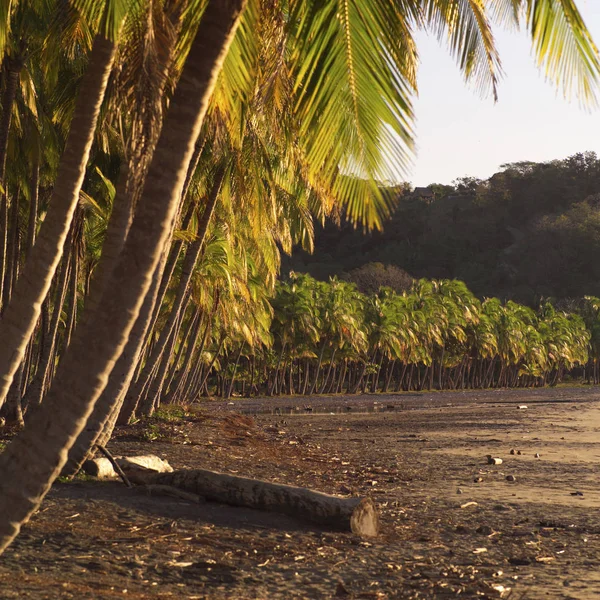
[[476, 525, 493, 535], [509, 557, 532, 566], [335, 581, 350, 596], [570, 491, 584, 497], [506, 475, 516, 482], [461, 501, 478, 509], [510, 448, 516, 455], [535, 453, 540, 459], [474, 477, 484, 483], [491, 584, 511, 596], [518, 405, 528, 410], [487, 455, 503, 465]]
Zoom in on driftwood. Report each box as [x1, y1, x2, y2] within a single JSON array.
[[95, 445, 133, 488], [83, 454, 173, 480], [144, 484, 205, 504], [137, 468, 379, 537]]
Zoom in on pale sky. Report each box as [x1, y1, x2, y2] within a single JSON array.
[[410, 1, 600, 186]]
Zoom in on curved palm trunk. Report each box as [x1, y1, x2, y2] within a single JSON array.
[[319, 349, 336, 394], [168, 307, 213, 404], [225, 343, 245, 399], [0, 34, 117, 410], [308, 342, 327, 395], [0, 0, 246, 554], [62, 253, 166, 477]]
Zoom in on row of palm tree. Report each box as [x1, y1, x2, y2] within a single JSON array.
[[167, 274, 591, 400], [0, 0, 597, 555]]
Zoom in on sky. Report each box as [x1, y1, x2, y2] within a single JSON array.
[[410, 1, 600, 186]]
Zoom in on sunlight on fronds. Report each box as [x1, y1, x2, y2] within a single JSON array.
[[525, 0, 600, 106]]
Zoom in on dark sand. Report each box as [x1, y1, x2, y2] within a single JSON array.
[[1, 386, 600, 598]]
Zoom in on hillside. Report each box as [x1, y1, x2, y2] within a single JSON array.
[[284, 152, 600, 305]]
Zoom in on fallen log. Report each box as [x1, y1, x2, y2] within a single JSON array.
[[83, 455, 173, 480], [138, 468, 379, 537]]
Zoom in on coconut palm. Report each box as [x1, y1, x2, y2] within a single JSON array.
[[0, 0, 248, 553], [0, 1, 124, 409], [0, 0, 598, 556]]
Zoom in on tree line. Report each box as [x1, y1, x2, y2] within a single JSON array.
[[0, 0, 597, 556], [285, 152, 600, 305], [195, 274, 600, 400]]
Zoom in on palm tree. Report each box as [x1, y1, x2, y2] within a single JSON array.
[[0, 3, 122, 409], [0, 0, 248, 553], [0, 0, 598, 555]]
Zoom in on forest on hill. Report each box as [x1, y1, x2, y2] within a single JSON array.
[[284, 152, 600, 305]]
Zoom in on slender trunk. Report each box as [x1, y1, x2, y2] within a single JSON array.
[[0, 1, 246, 554], [3, 189, 19, 306], [25, 151, 40, 260], [163, 307, 200, 398], [22, 228, 73, 410], [199, 336, 226, 393], [226, 344, 244, 399], [169, 306, 214, 404], [141, 294, 190, 416], [63, 254, 166, 477], [2, 361, 24, 427], [0, 34, 118, 409], [382, 360, 394, 393], [64, 239, 79, 350], [164, 309, 203, 404], [268, 343, 286, 396], [0, 58, 24, 311], [128, 170, 223, 404], [142, 201, 196, 361], [309, 342, 327, 396], [319, 349, 336, 394]]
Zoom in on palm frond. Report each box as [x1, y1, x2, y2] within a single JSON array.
[[289, 0, 418, 229], [525, 0, 600, 105]]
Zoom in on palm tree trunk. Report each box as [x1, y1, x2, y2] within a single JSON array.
[[141, 201, 196, 362], [3, 189, 20, 307], [25, 150, 40, 260], [163, 307, 200, 398], [22, 228, 73, 410], [3, 361, 24, 427], [164, 309, 203, 404], [127, 169, 223, 406], [64, 238, 79, 350], [199, 335, 226, 393], [0, 1, 246, 554], [0, 56, 24, 311], [226, 344, 244, 399], [309, 342, 327, 395], [63, 254, 166, 477], [0, 34, 118, 410], [140, 293, 190, 416], [319, 349, 336, 394]]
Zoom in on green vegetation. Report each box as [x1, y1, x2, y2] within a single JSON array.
[[0, 0, 597, 555], [286, 153, 600, 305], [207, 274, 596, 398]]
